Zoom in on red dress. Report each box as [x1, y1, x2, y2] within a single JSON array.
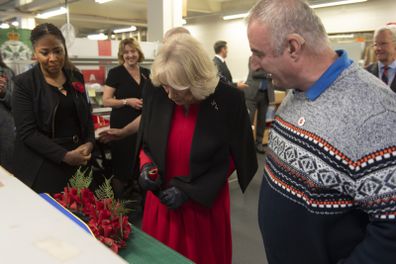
[[141, 104, 234, 264]]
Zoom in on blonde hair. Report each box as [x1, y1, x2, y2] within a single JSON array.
[[151, 34, 219, 101], [117, 38, 145, 64]]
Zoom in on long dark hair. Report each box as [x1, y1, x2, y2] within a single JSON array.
[[30, 23, 76, 71]]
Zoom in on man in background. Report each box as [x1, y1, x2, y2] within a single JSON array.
[[213, 40, 247, 89], [247, 0, 396, 263], [245, 56, 274, 154], [366, 25, 396, 92]]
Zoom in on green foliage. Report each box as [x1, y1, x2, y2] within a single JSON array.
[[95, 176, 115, 201], [69, 167, 93, 191], [69, 170, 135, 218], [114, 199, 133, 216], [94, 177, 134, 217]]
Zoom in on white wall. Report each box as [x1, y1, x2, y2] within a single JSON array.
[[186, 16, 250, 82], [68, 38, 159, 60], [185, 0, 396, 81], [316, 0, 396, 33]]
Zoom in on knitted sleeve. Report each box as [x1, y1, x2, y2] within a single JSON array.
[[342, 109, 396, 264]]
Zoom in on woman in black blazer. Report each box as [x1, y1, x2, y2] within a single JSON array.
[[12, 23, 94, 193], [137, 33, 257, 264]]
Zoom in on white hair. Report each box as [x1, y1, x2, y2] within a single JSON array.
[[374, 25, 396, 43], [247, 0, 329, 56], [151, 34, 219, 100]]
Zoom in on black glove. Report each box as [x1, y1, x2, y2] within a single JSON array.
[[159, 186, 188, 209], [139, 162, 162, 191]]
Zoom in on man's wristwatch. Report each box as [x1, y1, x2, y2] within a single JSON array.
[[122, 99, 127, 105]]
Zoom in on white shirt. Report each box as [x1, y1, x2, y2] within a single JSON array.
[[215, 54, 225, 63]]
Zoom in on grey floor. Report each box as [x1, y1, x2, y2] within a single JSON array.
[[230, 153, 268, 264]]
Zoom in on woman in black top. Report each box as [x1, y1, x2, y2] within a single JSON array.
[[103, 38, 150, 197], [12, 23, 94, 193]]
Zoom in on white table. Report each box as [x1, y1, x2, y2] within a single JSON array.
[[0, 166, 127, 264]]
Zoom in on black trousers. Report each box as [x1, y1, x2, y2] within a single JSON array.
[[246, 90, 269, 143]]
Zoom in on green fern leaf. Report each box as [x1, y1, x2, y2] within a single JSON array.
[[69, 167, 92, 191], [95, 176, 115, 201]]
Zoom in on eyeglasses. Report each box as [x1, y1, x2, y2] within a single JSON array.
[[372, 41, 396, 48]]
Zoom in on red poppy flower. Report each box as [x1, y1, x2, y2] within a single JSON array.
[[72, 82, 85, 93]]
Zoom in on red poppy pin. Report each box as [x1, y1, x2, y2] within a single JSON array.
[[72, 82, 85, 93]]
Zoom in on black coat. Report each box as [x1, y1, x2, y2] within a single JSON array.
[[137, 80, 258, 207], [366, 62, 396, 93], [12, 64, 94, 187], [213, 56, 233, 85]]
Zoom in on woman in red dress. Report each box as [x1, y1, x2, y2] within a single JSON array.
[[137, 33, 257, 264]]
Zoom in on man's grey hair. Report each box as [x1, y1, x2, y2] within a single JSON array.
[[246, 0, 329, 56], [374, 25, 396, 43], [163, 27, 190, 42]]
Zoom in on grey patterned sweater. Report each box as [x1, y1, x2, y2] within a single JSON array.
[[261, 62, 396, 264]]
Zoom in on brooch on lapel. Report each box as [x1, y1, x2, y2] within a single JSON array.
[[72, 82, 85, 93], [211, 100, 219, 111]]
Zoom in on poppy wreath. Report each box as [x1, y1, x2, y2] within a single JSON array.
[[53, 168, 133, 253]]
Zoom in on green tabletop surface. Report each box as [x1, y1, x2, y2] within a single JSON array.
[[119, 226, 194, 264]]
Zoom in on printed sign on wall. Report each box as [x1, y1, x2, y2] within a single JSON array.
[[0, 29, 32, 61]]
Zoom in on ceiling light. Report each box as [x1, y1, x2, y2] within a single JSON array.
[[113, 26, 137, 34], [11, 21, 19, 27], [310, 0, 367, 9], [223, 13, 248, 21], [87, 33, 108, 40], [36, 7, 68, 19], [95, 0, 113, 4], [0, 23, 9, 29], [328, 34, 355, 39]]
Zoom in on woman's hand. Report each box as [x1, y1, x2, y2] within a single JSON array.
[[139, 162, 162, 191], [98, 128, 126, 143], [159, 186, 188, 209], [125, 98, 143, 109], [62, 150, 91, 166], [76, 142, 94, 156], [62, 142, 93, 166]]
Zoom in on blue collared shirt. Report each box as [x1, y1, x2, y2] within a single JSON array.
[[378, 60, 396, 86], [259, 79, 268, 91], [305, 50, 353, 101]]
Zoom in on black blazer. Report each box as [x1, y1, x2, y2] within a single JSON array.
[[213, 56, 233, 85], [137, 80, 258, 207], [366, 62, 396, 93], [12, 64, 95, 186]]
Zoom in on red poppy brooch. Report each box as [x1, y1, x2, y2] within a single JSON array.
[[72, 81, 85, 93]]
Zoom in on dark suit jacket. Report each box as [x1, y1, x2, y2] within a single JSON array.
[[12, 64, 95, 186], [245, 68, 275, 103], [213, 56, 233, 84], [136, 80, 258, 207], [366, 62, 396, 93]]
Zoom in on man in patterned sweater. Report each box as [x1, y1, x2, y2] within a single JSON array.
[[247, 0, 396, 263]]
